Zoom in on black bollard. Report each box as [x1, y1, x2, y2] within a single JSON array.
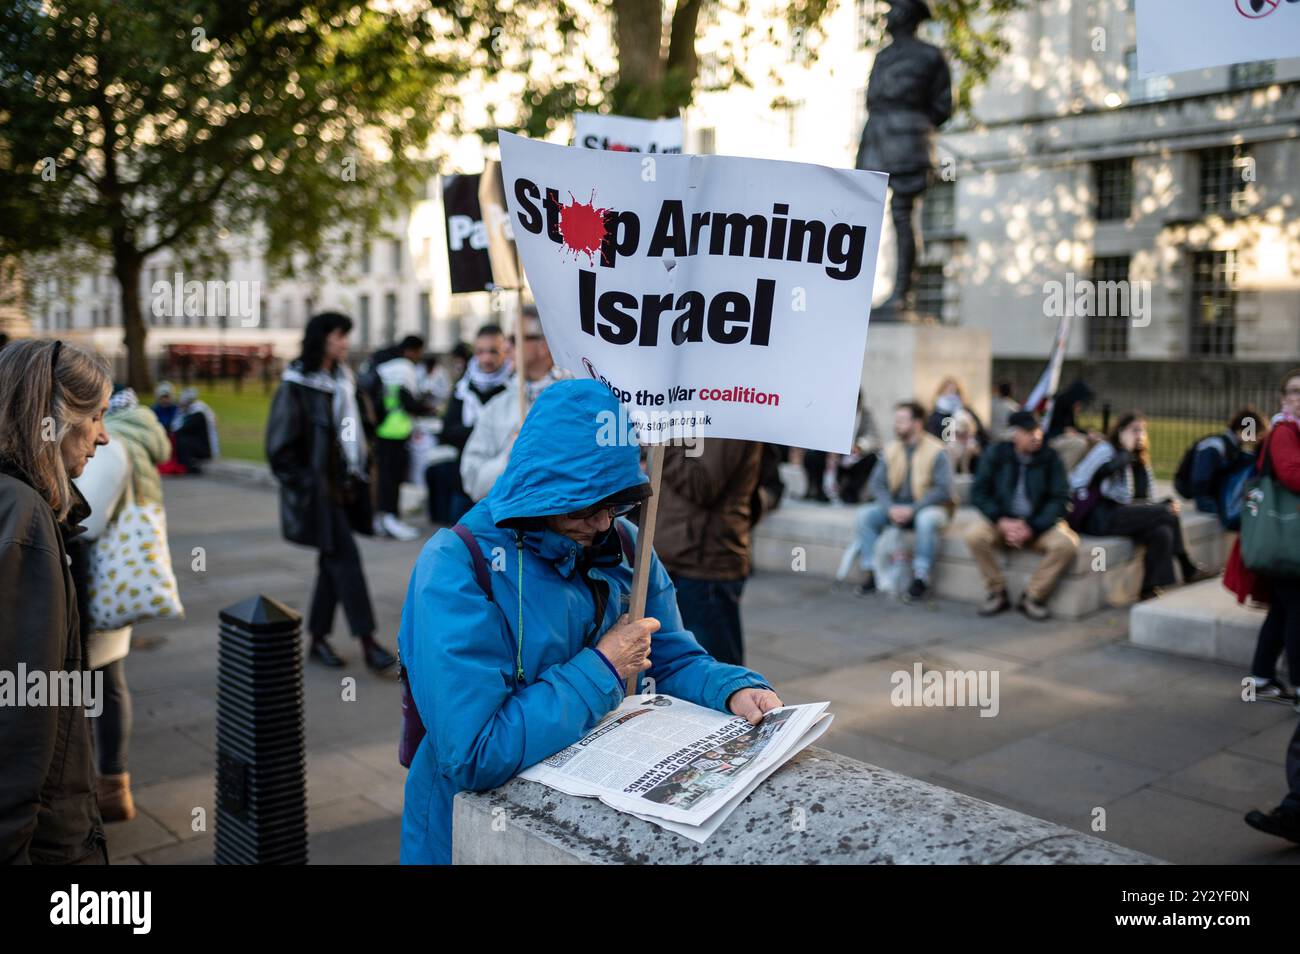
[[214, 595, 308, 865]]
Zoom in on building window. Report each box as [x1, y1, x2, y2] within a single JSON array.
[[1094, 158, 1133, 222], [921, 179, 956, 237], [358, 294, 371, 346], [1199, 145, 1250, 216], [359, 241, 371, 275], [419, 291, 431, 340], [1229, 60, 1274, 90], [696, 127, 716, 155], [392, 239, 403, 275], [384, 291, 398, 344], [1190, 250, 1237, 357], [1086, 256, 1131, 357], [305, 296, 314, 321], [914, 264, 945, 319]]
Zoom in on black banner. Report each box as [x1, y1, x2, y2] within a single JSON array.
[[443, 173, 494, 294]]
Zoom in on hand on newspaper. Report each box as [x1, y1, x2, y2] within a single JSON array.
[[596, 613, 660, 679], [728, 687, 784, 725]]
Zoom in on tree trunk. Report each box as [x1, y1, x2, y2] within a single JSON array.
[[665, 0, 703, 86], [613, 0, 666, 91], [113, 249, 152, 393]]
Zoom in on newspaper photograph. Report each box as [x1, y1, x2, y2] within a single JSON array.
[[518, 694, 832, 839]]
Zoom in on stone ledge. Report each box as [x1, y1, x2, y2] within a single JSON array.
[[452, 746, 1162, 865], [1130, 577, 1266, 667]]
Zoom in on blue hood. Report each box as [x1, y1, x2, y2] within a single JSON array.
[[486, 379, 649, 527]]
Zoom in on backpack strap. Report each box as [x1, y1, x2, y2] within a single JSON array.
[[451, 523, 494, 601], [615, 521, 635, 568]]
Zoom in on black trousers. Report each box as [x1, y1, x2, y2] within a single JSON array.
[[307, 502, 377, 640], [670, 574, 746, 667], [375, 437, 408, 516], [1284, 715, 1300, 811], [802, 451, 877, 504], [1253, 577, 1300, 687], [425, 458, 471, 525], [1095, 502, 1187, 590]]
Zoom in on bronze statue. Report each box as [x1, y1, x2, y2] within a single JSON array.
[[855, 0, 952, 320]]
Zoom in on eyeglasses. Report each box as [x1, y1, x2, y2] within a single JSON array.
[[563, 501, 640, 521]]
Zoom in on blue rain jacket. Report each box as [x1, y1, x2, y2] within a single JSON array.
[[397, 379, 771, 864]]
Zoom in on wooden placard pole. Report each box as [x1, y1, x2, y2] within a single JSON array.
[[515, 299, 527, 420], [625, 443, 665, 695]]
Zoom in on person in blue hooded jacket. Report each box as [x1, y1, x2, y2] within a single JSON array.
[[397, 379, 782, 864]]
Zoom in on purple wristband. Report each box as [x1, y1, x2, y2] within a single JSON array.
[[592, 648, 622, 685]]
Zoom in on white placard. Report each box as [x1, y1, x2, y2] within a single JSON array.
[[573, 112, 685, 154], [499, 132, 888, 453], [1137, 0, 1300, 77]]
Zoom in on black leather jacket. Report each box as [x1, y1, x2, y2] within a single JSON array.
[[265, 364, 374, 554], [0, 461, 105, 864]]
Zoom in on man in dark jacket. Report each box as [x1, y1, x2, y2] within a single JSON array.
[[655, 439, 763, 666], [964, 410, 1078, 621], [425, 323, 511, 524]]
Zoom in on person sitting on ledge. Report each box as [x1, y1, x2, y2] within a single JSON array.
[[396, 379, 781, 865], [855, 400, 955, 603], [964, 410, 1078, 621], [1069, 412, 1206, 601]]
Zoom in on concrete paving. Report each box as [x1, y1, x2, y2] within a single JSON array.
[[105, 475, 1300, 864]]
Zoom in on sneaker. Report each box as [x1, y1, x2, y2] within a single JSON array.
[[1244, 806, 1300, 844], [1247, 677, 1298, 705], [856, 573, 877, 598], [903, 578, 928, 604], [372, 514, 388, 537], [381, 513, 421, 542], [978, 589, 1010, 616], [1017, 595, 1051, 621]]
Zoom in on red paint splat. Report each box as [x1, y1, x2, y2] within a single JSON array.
[[558, 191, 611, 265], [608, 143, 631, 152]]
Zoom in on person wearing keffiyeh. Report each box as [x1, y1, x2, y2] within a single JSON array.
[[1068, 411, 1204, 599]]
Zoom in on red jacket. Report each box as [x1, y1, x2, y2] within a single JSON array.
[[1224, 418, 1300, 604]]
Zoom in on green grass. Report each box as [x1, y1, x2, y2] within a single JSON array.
[[1075, 413, 1220, 481], [141, 379, 274, 463]]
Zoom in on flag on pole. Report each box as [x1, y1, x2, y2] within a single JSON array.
[[1022, 313, 1075, 435]]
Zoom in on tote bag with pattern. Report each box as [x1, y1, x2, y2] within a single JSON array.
[[87, 477, 185, 631]]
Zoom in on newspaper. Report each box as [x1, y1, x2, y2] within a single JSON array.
[[518, 694, 833, 842]]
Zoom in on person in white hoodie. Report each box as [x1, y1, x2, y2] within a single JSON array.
[[461, 308, 571, 502]]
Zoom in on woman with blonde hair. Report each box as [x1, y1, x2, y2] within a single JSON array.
[[0, 338, 112, 864]]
